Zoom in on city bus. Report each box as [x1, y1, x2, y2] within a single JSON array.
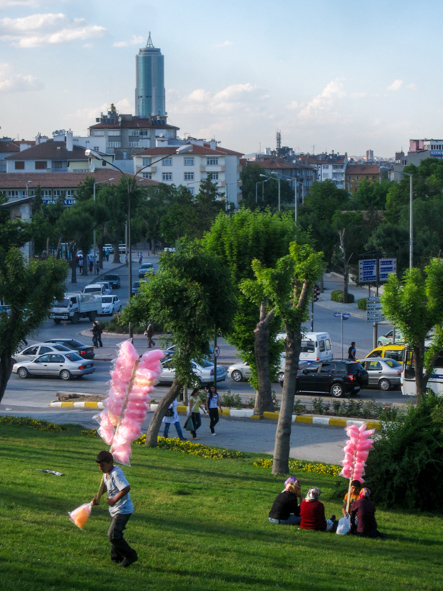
[[401, 344, 443, 396]]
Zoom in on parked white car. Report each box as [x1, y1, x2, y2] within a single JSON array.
[[100, 295, 121, 315], [96, 281, 112, 295], [13, 352, 95, 380], [159, 357, 226, 385], [12, 343, 77, 364], [228, 354, 286, 383]]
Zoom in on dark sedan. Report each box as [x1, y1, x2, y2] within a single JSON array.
[[44, 338, 95, 359], [103, 274, 121, 289], [281, 360, 368, 398]]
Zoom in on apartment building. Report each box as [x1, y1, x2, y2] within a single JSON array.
[[345, 164, 380, 194]]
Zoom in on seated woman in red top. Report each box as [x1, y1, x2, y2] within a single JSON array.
[[351, 488, 386, 538], [300, 487, 337, 532], [268, 476, 302, 525]]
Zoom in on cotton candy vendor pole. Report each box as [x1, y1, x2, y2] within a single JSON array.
[[339, 422, 375, 513]]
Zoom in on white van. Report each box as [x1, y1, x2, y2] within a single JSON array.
[[277, 331, 333, 364], [83, 283, 106, 297]]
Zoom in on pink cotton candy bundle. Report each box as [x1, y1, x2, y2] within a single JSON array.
[[98, 426, 115, 445], [111, 441, 132, 466], [339, 422, 375, 483]]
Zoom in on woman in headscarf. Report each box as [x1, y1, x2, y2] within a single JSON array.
[[268, 476, 302, 525], [300, 487, 337, 532], [351, 488, 386, 538]]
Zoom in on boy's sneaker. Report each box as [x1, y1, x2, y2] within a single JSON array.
[[212, 432, 217, 436], [122, 553, 138, 568]]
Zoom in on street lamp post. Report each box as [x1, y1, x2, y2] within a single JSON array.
[[85, 144, 194, 315], [255, 178, 269, 203], [26, 180, 32, 197], [260, 173, 281, 210], [93, 178, 114, 268]]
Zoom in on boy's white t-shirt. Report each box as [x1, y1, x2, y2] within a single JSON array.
[[105, 466, 134, 516]]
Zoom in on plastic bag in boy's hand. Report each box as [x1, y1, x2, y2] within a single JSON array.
[[69, 502, 92, 529], [336, 514, 351, 535]]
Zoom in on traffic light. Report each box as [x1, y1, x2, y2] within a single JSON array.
[[313, 286, 319, 302]]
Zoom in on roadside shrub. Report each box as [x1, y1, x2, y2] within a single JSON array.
[[331, 290, 355, 303], [105, 315, 146, 334], [220, 391, 243, 409], [365, 393, 443, 511], [357, 298, 367, 310], [293, 399, 307, 414]]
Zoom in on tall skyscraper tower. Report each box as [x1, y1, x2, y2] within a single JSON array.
[[135, 33, 166, 118]]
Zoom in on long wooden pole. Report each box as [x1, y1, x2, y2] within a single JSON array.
[[95, 357, 140, 501]]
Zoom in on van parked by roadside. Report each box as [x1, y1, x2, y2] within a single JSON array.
[[277, 331, 333, 364]]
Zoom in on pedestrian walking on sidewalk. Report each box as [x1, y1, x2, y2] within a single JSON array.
[[162, 399, 186, 440], [205, 385, 223, 436], [144, 322, 155, 348], [348, 342, 356, 361], [187, 388, 207, 440]]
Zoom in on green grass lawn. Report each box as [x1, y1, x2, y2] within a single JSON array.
[[0, 420, 442, 591]]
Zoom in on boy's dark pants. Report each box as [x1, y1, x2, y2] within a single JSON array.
[[108, 513, 137, 562]]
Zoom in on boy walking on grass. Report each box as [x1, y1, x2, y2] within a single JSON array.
[[92, 451, 138, 568]]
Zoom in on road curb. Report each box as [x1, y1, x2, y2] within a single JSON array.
[[48, 401, 381, 429]]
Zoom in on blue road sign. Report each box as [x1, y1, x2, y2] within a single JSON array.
[[333, 312, 341, 317], [343, 313, 351, 319]]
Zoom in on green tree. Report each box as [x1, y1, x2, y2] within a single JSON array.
[[352, 178, 392, 211], [241, 242, 324, 474], [240, 163, 294, 211], [0, 248, 67, 402], [203, 209, 297, 415], [121, 243, 236, 446], [381, 259, 443, 400], [135, 184, 176, 252]]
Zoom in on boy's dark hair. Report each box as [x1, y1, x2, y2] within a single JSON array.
[[351, 480, 362, 488], [96, 450, 113, 463]]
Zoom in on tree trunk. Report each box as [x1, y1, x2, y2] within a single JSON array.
[[414, 343, 426, 402], [0, 353, 13, 405], [272, 328, 301, 474], [113, 243, 121, 264], [254, 300, 275, 416], [145, 379, 182, 447]]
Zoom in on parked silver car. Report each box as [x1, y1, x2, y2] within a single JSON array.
[[12, 343, 76, 364], [12, 352, 95, 380], [359, 357, 402, 390], [159, 357, 226, 385], [377, 329, 404, 347]]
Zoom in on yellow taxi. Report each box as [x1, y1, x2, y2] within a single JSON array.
[[359, 344, 404, 364]]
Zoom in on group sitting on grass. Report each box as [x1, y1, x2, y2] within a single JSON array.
[[268, 476, 386, 538]]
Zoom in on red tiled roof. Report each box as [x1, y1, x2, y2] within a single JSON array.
[[346, 164, 380, 175], [0, 140, 35, 154], [137, 144, 243, 157], [6, 141, 88, 161], [0, 171, 159, 190]]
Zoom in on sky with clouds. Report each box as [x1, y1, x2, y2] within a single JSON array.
[[1, 0, 442, 157]]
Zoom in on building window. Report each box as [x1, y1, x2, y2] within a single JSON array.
[[188, 187, 195, 195], [8, 190, 20, 197], [347, 175, 352, 180], [142, 158, 152, 166], [162, 172, 172, 181], [162, 158, 172, 166], [143, 173, 152, 179], [107, 142, 121, 148], [53, 161, 66, 170], [184, 172, 194, 181], [92, 130, 104, 136], [184, 157, 194, 166], [129, 141, 140, 148], [35, 161, 47, 170], [43, 190, 52, 197], [108, 130, 121, 137], [15, 161, 25, 170], [207, 157, 219, 166], [93, 146, 100, 152], [208, 172, 219, 181], [130, 130, 140, 137]]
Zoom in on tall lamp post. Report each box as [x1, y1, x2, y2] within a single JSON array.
[[402, 172, 414, 268], [255, 178, 269, 203], [260, 173, 281, 210], [93, 178, 114, 267], [26, 180, 32, 197], [86, 144, 194, 310]]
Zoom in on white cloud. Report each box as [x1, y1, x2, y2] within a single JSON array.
[[288, 79, 346, 123], [0, 0, 40, 7], [0, 13, 106, 47], [387, 79, 403, 91], [170, 82, 265, 116], [0, 62, 42, 92], [113, 35, 144, 48], [213, 40, 233, 48]]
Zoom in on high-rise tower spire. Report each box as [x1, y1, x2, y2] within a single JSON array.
[[135, 34, 166, 118]]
